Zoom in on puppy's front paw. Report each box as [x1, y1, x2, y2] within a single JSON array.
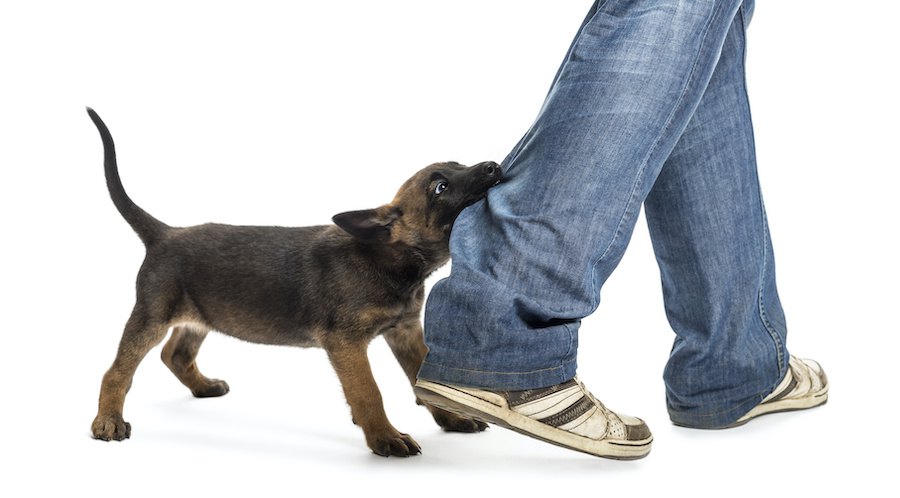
[[191, 379, 230, 398], [367, 430, 422, 457], [91, 414, 131, 441], [431, 407, 489, 433]]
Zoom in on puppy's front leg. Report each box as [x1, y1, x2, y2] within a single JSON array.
[[324, 339, 421, 457], [383, 321, 489, 433]]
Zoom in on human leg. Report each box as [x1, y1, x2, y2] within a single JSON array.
[[416, 0, 754, 459], [643, 1, 827, 427], [419, 0, 748, 390]]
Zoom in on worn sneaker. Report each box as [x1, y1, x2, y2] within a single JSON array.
[[414, 377, 652, 460], [729, 356, 828, 427]]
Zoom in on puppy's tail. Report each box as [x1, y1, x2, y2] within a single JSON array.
[[87, 107, 170, 246]]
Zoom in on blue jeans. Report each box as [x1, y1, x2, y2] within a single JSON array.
[[418, 0, 790, 429]]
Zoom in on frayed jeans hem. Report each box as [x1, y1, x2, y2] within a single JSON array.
[[417, 359, 578, 391], [667, 396, 762, 429]]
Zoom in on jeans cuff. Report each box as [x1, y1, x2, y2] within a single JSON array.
[[417, 358, 578, 391], [667, 395, 762, 429]]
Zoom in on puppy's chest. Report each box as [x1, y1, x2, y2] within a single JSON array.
[[345, 291, 423, 339]]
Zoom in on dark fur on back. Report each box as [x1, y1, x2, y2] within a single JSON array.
[[147, 223, 429, 346]]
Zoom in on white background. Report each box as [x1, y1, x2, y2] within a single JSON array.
[[1, 1, 897, 496]]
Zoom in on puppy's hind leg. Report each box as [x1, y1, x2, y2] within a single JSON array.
[[161, 326, 229, 398], [92, 305, 168, 441], [383, 321, 488, 433]]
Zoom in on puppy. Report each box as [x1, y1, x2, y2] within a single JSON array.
[[87, 108, 500, 456]]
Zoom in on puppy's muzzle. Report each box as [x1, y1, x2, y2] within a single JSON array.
[[474, 161, 502, 186]]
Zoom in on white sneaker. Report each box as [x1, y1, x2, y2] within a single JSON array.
[[414, 377, 652, 459], [729, 356, 828, 427]]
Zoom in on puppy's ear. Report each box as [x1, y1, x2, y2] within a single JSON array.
[[332, 207, 400, 242]]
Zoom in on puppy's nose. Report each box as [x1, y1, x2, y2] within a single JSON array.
[[475, 161, 501, 177]]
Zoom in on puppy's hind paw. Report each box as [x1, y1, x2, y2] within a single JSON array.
[[431, 407, 489, 433], [191, 379, 230, 398], [91, 414, 131, 441]]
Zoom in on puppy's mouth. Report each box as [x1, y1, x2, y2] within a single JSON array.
[[444, 163, 503, 227], [461, 164, 503, 207], [471, 160, 503, 195]]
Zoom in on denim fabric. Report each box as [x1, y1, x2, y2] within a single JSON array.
[[419, 0, 789, 429]]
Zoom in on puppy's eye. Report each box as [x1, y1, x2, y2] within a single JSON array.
[[434, 181, 448, 195]]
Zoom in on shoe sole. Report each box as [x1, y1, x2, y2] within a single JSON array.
[[726, 387, 829, 428], [415, 381, 652, 460], [674, 387, 829, 430]]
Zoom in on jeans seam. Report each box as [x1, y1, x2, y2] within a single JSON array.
[[757, 209, 785, 377], [738, 1, 786, 380], [562, 322, 576, 363]]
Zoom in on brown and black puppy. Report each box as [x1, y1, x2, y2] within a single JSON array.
[[87, 108, 499, 456]]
